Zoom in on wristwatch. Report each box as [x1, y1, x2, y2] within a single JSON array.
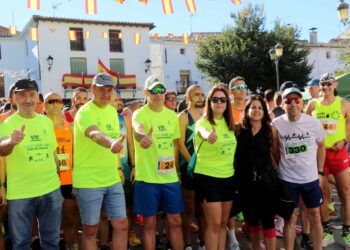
[[318, 171, 325, 176]]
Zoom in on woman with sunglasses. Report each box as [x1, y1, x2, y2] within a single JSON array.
[[193, 84, 236, 250], [234, 94, 279, 250]]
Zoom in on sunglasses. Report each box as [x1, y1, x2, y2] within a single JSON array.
[[165, 97, 176, 101], [320, 81, 333, 87], [149, 87, 166, 95], [284, 97, 302, 105], [211, 97, 227, 103], [232, 84, 248, 91], [46, 99, 63, 105]]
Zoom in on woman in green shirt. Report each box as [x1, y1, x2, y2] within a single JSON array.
[[194, 84, 237, 250]]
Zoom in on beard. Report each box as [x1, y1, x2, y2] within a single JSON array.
[[194, 102, 204, 108], [75, 103, 84, 110]]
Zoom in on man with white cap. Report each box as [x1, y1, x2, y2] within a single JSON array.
[[132, 75, 184, 250], [272, 81, 326, 250], [73, 73, 127, 250]]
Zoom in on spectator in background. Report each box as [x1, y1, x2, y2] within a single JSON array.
[[35, 93, 44, 114], [307, 79, 320, 99], [64, 87, 88, 123], [164, 90, 177, 112], [269, 91, 285, 120], [264, 89, 276, 113]]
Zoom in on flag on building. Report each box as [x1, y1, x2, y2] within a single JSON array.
[[183, 33, 189, 44], [30, 28, 38, 41], [134, 33, 141, 45], [185, 0, 196, 13], [85, 0, 97, 14], [115, 0, 125, 3], [97, 59, 119, 92], [69, 31, 77, 41], [27, 0, 40, 10], [162, 0, 174, 14], [139, 0, 148, 5], [168, 33, 175, 38], [231, 0, 241, 4]]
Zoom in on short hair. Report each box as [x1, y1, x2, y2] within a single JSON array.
[[8, 84, 16, 98], [184, 85, 202, 99], [229, 76, 245, 89], [73, 87, 88, 98], [274, 91, 282, 106], [264, 89, 275, 102]]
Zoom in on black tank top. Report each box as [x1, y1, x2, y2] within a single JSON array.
[[179, 110, 196, 171]]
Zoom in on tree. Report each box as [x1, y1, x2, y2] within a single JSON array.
[[195, 3, 312, 91]]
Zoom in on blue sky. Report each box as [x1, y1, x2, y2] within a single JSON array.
[[1, 0, 348, 42]]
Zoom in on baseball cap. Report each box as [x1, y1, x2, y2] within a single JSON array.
[[165, 90, 177, 97], [144, 75, 165, 90], [92, 73, 115, 87], [14, 79, 39, 92], [280, 81, 302, 99], [320, 73, 336, 82], [307, 79, 319, 86]]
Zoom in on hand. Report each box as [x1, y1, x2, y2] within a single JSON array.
[[130, 167, 135, 183], [10, 125, 25, 146], [207, 127, 218, 144], [0, 187, 6, 206], [331, 140, 347, 151], [140, 127, 153, 149], [111, 134, 125, 154]]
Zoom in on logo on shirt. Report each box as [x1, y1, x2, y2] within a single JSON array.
[[280, 133, 311, 141], [30, 135, 40, 142], [158, 125, 166, 132]]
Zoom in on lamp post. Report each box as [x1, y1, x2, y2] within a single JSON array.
[[338, 0, 349, 24], [269, 43, 284, 91]]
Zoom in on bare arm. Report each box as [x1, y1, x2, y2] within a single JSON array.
[[316, 140, 326, 173], [174, 139, 180, 173], [270, 125, 280, 168], [0, 137, 14, 156], [342, 99, 350, 143], [178, 112, 191, 163], [305, 100, 316, 115], [133, 122, 153, 149], [0, 157, 6, 205], [125, 117, 135, 166], [85, 125, 114, 148], [54, 151, 59, 176]]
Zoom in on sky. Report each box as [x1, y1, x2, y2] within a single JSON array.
[[0, 0, 348, 43]]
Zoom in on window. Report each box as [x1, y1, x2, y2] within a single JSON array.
[[326, 51, 331, 59], [180, 48, 185, 55], [70, 58, 87, 75], [110, 59, 125, 74], [70, 28, 85, 51], [109, 30, 123, 52]]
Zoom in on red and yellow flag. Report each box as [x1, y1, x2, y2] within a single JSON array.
[[85, 0, 97, 14], [134, 33, 141, 45], [115, 0, 125, 3], [30, 28, 38, 41], [183, 33, 189, 44], [185, 0, 196, 13], [168, 33, 174, 38], [231, 0, 241, 4], [162, 0, 174, 14], [69, 31, 77, 41], [8, 26, 16, 35], [151, 33, 159, 38], [84, 31, 90, 39], [102, 32, 108, 39], [139, 0, 148, 5], [27, 0, 40, 10]]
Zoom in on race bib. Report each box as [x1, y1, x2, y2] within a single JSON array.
[[58, 153, 70, 171], [321, 120, 337, 134], [284, 143, 308, 159], [157, 156, 175, 174]]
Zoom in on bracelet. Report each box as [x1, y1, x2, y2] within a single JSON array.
[[118, 167, 122, 170], [318, 171, 325, 176]]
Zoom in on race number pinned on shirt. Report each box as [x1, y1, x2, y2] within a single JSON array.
[[157, 156, 175, 174], [58, 153, 70, 171], [320, 120, 337, 134], [284, 142, 308, 159]]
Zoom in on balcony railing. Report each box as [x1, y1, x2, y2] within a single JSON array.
[[175, 80, 198, 94]]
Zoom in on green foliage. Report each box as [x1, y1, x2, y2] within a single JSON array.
[[195, 3, 312, 91], [335, 49, 350, 76]]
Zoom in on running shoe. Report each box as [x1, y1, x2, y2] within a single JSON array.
[[128, 230, 142, 247], [330, 218, 343, 230], [342, 231, 350, 250], [190, 223, 199, 234], [237, 212, 244, 222], [322, 232, 335, 247], [300, 238, 313, 250], [228, 240, 240, 250], [135, 214, 144, 226]]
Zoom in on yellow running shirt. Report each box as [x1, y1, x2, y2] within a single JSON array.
[[73, 101, 121, 188], [132, 105, 180, 184], [0, 113, 60, 200], [194, 117, 237, 178]]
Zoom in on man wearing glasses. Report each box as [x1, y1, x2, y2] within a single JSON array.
[[229, 76, 248, 125], [306, 73, 350, 248], [164, 90, 178, 112], [132, 75, 184, 250], [273, 81, 326, 250]]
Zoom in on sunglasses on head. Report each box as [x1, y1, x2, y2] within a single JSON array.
[[284, 97, 301, 105], [149, 87, 166, 95], [232, 84, 248, 91], [46, 99, 63, 105], [320, 81, 333, 87], [211, 96, 227, 103]]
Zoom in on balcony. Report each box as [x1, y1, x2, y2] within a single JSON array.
[[175, 80, 198, 94]]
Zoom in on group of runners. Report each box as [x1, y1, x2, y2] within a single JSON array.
[[0, 71, 348, 250]]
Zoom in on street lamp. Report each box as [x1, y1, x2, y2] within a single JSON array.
[[338, 0, 349, 24], [269, 43, 284, 91], [46, 55, 54, 71]]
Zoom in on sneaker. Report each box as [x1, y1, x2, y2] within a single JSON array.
[[237, 212, 244, 222], [129, 230, 142, 247], [228, 241, 240, 250], [135, 214, 144, 226], [295, 226, 302, 235], [342, 231, 350, 249], [190, 223, 199, 234], [300, 238, 313, 250], [330, 218, 343, 230], [322, 232, 335, 247]]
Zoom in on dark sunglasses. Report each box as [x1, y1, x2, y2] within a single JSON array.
[[211, 97, 227, 103], [284, 97, 301, 105], [165, 97, 176, 101], [231, 84, 248, 90], [320, 81, 333, 87], [46, 99, 63, 105], [149, 87, 166, 95]]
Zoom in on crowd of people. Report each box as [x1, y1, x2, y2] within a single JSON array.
[[0, 72, 348, 250]]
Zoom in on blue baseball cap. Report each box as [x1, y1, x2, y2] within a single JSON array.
[[307, 79, 319, 86], [280, 81, 302, 99]]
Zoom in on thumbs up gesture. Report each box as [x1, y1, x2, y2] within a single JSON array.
[[10, 124, 25, 146], [140, 127, 153, 149], [207, 126, 218, 144], [110, 134, 125, 154]]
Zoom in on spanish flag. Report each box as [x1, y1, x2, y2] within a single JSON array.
[[8, 26, 16, 35], [102, 32, 108, 39], [69, 31, 77, 41], [27, 0, 40, 10], [151, 33, 159, 38], [134, 33, 141, 45], [168, 33, 174, 38], [162, 0, 174, 14], [185, 0, 196, 13], [231, 0, 241, 4], [115, 0, 125, 3], [139, 0, 148, 5], [85, 0, 97, 14], [30, 28, 38, 41], [183, 33, 189, 44]]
